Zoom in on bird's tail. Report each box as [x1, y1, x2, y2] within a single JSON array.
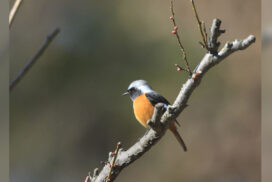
[[169, 123, 187, 151]]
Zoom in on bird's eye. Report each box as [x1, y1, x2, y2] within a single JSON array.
[[129, 87, 135, 92]]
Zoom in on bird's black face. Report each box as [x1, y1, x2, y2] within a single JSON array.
[[123, 80, 153, 101], [123, 87, 142, 101]]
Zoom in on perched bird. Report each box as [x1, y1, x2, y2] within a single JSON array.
[[123, 80, 187, 151]]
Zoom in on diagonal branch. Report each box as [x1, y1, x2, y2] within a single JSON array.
[[89, 18, 255, 182], [106, 142, 122, 182], [10, 28, 60, 91], [9, 0, 23, 27]]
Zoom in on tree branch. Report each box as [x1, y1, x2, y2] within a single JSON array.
[[9, 0, 23, 27], [208, 19, 225, 54], [170, 0, 192, 75], [106, 142, 122, 182], [88, 17, 255, 182], [10, 28, 60, 91], [191, 0, 208, 50], [147, 103, 164, 131]]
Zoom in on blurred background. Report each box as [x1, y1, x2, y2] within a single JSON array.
[[0, 0, 9, 182], [262, 0, 272, 182], [10, 0, 260, 182]]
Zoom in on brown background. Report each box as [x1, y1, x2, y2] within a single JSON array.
[[10, 0, 260, 182], [262, 0, 271, 181]]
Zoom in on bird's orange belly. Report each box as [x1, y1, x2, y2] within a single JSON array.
[[133, 94, 154, 128]]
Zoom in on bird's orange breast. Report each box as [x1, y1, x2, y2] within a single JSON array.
[[133, 94, 154, 128]]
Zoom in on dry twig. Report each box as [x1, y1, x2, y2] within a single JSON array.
[[170, 0, 192, 75], [106, 142, 122, 182], [9, 0, 23, 27], [87, 2, 255, 182], [10, 28, 60, 91], [191, 0, 209, 50], [89, 22, 255, 182]]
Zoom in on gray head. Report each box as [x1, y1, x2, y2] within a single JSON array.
[[123, 80, 153, 101]]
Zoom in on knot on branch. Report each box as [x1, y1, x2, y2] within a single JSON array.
[[192, 71, 202, 80], [167, 105, 177, 114]]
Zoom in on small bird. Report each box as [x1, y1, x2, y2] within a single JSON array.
[[123, 80, 187, 151]]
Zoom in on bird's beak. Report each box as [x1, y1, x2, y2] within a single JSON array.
[[122, 91, 129, 96]]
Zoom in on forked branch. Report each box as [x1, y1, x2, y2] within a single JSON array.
[[87, 20, 255, 182], [86, 2, 255, 182]]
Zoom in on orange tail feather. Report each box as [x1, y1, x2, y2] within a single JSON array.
[[169, 123, 187, 151]]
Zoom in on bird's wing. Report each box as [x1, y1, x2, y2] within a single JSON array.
[[145, 92, 170, 106]]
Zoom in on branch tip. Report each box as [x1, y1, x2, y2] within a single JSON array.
[[117, 142, 122, 148], [208, 18, 223, 53]]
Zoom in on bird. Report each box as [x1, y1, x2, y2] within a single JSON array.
[[123, 80, 187, 151]]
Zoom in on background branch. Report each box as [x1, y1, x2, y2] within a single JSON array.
[[10, 28, 60, 91], [9, 0, 23, 27], [89, 18, 255, 182]]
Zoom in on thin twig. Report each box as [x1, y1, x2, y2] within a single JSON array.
[[174, 64, 187, 72], [202, 21, 208, 43], [9, 0, 23, 27], [84, 173, 92, 182], [89, 19, 255, 182], [10, 28, 60, 91], [191, 0, 209, 50], [106, 142, 122, 182], [170, 0, 192, 75]]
